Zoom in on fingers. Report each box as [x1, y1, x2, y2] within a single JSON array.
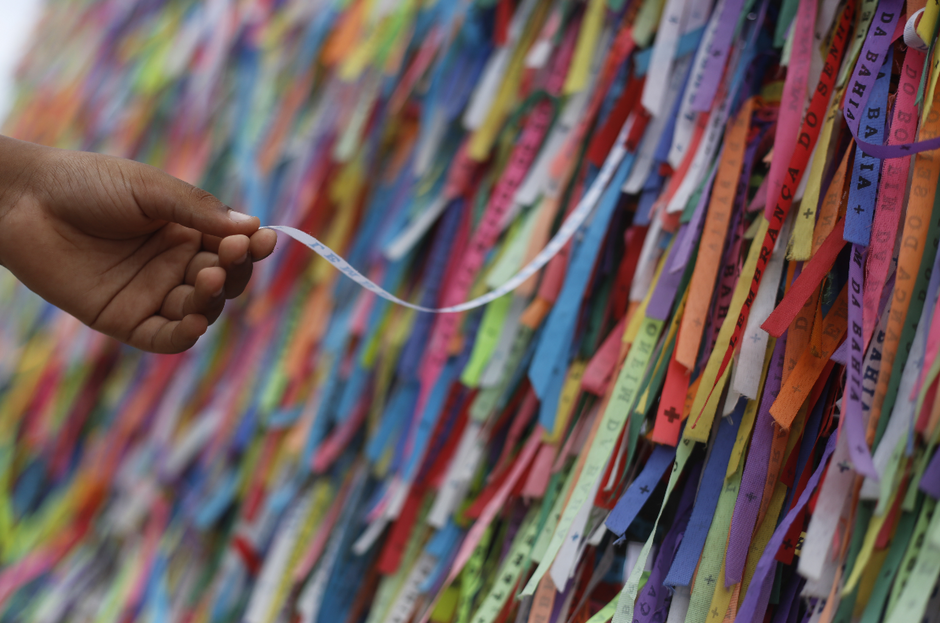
[[218, 235, 252, 298], [249, 229, 278, 261], [184, 251, 220, 285], [129, 314, 208, 354], [179, 231, 271, 305], [125, 159, 260, 238], [200, 230, 273, 259], [137, 230, 277, 353], [183, 236, 253, 298], [162, 266, 226, 324], [201, 234, 223, 254]]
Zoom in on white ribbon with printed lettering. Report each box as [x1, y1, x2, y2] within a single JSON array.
[[668, 0, 726, 168], [265, 122, 632, 313], [733, 213, 794, 399], [642, 0, 691, 116]]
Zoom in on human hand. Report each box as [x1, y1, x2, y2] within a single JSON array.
[[0, 135, 277, 353]]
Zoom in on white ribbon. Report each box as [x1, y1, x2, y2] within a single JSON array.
[[264, 123, 632, 313]]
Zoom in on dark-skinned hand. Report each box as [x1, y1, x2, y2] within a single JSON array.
[[0, 135, 277, 353]]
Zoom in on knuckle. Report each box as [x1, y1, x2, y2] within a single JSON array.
[[188, 186, 222, 213]]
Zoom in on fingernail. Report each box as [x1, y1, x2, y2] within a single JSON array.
[[213, 286, 224, 298], [227, 209, 254, 224], [235, 253, 249, 265]]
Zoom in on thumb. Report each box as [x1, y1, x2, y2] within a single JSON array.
[[127, 159, 259, 238]]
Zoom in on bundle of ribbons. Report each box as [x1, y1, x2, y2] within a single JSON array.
[[4, 0, 940, 621]]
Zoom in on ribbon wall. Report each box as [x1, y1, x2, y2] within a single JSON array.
[[2, 0, 940, 622]]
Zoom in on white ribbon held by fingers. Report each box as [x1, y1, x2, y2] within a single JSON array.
[[263, 124, 630, 314]]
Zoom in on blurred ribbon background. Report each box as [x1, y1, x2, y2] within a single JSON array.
[[1, 1, 940, 623]]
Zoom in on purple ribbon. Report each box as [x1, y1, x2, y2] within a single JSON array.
[[920, 447, 940, 499], [770, 573, 805, 623], [670, 160, 717, 273], [845, 244, 879, 477], [843, 0, 903, 136], [634, 460, 701, 623], [840, 0, 940, 159], [692, 0, 746, 112], [648, 225, 689, 320], [724, 332, 787, 586], [733, 434, 837, 622]]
